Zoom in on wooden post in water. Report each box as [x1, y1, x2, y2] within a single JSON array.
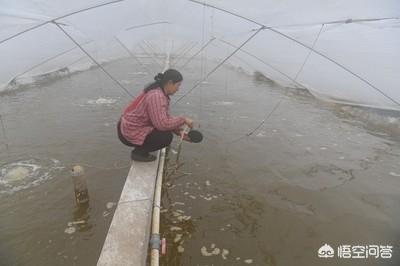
[[71, 165, 89, 205]]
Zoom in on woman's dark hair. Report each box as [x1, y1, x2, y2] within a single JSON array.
[[144, 69, 183, 92]]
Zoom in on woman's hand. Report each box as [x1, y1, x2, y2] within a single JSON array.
[[173, 127, 192, 142], [173, 128, 182, 136], [184, 117, 193, 129], [182, 133, 192, 142]]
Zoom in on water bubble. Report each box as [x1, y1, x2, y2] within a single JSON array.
[[106, 202, 116, 209], [222, 249, 229, 259], [174, 234, 182, 243], [171, 201, 185, 206], [244, 259, 253, 264], [201, 246, 213, 257], [177, 215, 191, 221], [212, 101, 235, 106], [0, 158, 64, 194], [64, 227, 76, 234], [87, 97, 117, 105]]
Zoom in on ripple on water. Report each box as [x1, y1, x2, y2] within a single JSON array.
[[87, 97, 117, 105], [0, 158, 65, 194]]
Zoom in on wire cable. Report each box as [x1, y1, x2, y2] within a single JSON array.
[[0, 0, 125, 45], [114, 36, 153, 73], [229, 22, 325, 144], [218, 38, 304, 88], [187, 0, 400, 107], [228, 97, 285, 144], [171, 42, 199, 67], [173, 26, 265, 105], [171, 42, 191, 59], [53, 22, 133, 97], [138, 42, 163, 69], [265, 17, 400, 29], [180, 37, 216, 69], [7, 40, 94, 87], [125, 21, 169, 31], [143, 40, 164, 66], [292, 24, 324, 85]]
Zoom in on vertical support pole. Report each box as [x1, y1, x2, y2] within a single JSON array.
[[71, 165, 89, 205]]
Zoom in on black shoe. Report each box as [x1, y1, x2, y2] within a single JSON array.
[[131, 149, 157, 162]]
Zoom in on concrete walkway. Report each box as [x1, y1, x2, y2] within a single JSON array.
[[97, 151, 161, 266]]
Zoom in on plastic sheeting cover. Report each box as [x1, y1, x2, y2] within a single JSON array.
[[0, 0, 399, 110]]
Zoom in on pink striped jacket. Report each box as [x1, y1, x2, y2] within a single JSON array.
[[120, 88, 185, 145]]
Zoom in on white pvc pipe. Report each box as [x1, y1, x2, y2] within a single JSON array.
[[149, 49, 173, 266], [150, 148, 166, 266]]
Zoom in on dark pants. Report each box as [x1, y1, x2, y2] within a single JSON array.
[[117, 120, 173, 153]]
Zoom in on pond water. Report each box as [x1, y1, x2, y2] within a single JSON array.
[[0, 57, 399, 266]]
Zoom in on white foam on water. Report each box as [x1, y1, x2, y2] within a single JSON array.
[[212, 101, 235, 106], [201, 246, 214, 257], [177, 215, 191, 221], [199, 195, 213, 201], [201, 243, 222, 257], [68, 220, 85, 226], [256, 131, 266, 137], [174, 234, 182, 243], [64, 227, 76, 234], [106, 202, 116, 209], [130, 72, 148, 75], [387, 117, 398, 124], [171, 201, 185, 206], [87, 97, 117, 105], [222, 249, 229, 260], [4, 167, 30, 182], [0, 158, 65, 194]]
